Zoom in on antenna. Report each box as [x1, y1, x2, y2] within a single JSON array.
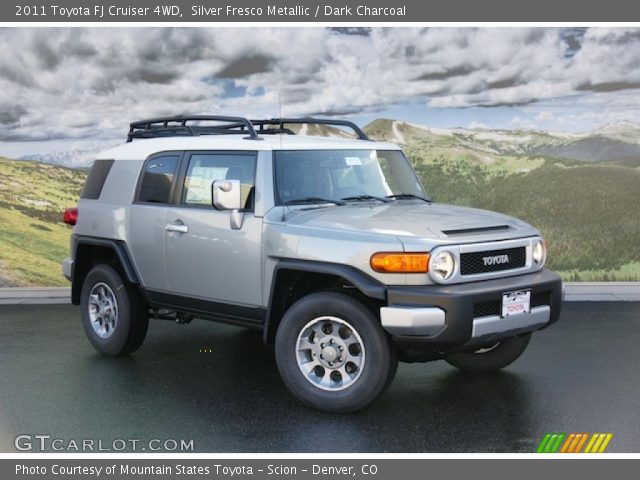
[[278, 91, 283, 150], [278, 90, 285, 222]]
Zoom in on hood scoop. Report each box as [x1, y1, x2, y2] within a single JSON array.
[[442, 225, 511, 236]]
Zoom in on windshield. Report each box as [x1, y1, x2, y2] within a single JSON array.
[[274, 150, 427, 205]]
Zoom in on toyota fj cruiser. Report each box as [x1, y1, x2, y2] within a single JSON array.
[[62, 116, 562, 412]]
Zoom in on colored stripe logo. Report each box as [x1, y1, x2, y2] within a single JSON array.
[[537, 433, 613, 453]]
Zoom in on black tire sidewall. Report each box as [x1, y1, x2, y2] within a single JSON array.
[[80, 264, 136, 356], [275, 292, 394, 413]]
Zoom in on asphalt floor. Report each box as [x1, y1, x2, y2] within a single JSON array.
[[0, 302, 638, 452]]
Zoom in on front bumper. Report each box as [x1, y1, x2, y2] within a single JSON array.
[[381, 269, 562, 352]]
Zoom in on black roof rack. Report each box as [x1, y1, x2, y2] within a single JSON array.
[[127, 115, 260, 142], [126, 116, 370, 142], [251, 118, 370, 140]]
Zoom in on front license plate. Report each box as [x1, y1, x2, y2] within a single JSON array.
[[502, 290, 531, 317]]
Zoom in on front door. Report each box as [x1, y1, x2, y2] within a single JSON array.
[[164, 151, 263, 307], [129, 153, 181, 291]]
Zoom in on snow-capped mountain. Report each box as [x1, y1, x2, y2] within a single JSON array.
[[596, 120, 640, 135], [19, 146, 113, 169]]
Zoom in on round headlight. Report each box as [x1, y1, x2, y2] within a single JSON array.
[[532, 239, 546, 266], [430, 250, 456, 280]]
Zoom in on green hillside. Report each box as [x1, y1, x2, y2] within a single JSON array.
[[0, 157, 84, 286], [407, 154, 640, 281]]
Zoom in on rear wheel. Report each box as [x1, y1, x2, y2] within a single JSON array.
[[444, 334, 531, 373], [80, 264, 149, 356], [275, 292, 397, 413]]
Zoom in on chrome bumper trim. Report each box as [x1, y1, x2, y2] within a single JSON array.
[[380, 306, 446, 336], [472, 305, 550, 338]]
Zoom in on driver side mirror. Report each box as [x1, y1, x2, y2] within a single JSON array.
[[212, 179, 242, 211]]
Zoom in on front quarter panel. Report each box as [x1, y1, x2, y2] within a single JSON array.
[[262, 210, 409, 305]]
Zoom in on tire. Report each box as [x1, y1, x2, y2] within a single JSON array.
[[444, 334, 531, 373], [80, 264, 149, 356], [275, 292, 397, 413]]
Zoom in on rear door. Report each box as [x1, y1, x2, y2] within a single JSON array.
[[129, 153, 181, 291], [164, 151, 263, 307]]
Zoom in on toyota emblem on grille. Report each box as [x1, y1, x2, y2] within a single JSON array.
[[482, 254, 510, 266]]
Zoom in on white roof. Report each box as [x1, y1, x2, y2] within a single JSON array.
[[96, 134, 401, 160]]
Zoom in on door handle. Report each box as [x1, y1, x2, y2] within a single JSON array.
[[165, 222, 189, 234]]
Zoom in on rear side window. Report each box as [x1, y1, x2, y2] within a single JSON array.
[[81, 159, 114, 200], [138, 155, 179, 204]]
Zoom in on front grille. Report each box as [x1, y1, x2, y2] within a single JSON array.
[[531, 291, 551, 308], [460, 247, 526, 275], [473, 300, 501, 318], [473, 290, 551, 318]]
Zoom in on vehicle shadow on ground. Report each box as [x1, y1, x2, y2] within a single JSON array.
[[69, 322, 537, 452]]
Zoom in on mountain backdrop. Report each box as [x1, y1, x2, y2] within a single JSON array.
[[366, 119, 640, 164], [18, 146, 111, 169], [2, 119, 639, 286]]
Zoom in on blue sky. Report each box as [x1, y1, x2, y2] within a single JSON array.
[[2, 27, 640, 157]]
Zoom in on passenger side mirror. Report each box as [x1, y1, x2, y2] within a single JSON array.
[[212, 179, 242, 211]]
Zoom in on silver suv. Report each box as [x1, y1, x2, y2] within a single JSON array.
[[62, 115, 562, 412]]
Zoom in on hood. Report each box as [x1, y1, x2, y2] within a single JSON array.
[[281, 202, 537, 240]]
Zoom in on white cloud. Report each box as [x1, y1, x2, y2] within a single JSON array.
[[1, 27, 640, 146], [509, 116, 537, 129], [534, 110, 555, 122]]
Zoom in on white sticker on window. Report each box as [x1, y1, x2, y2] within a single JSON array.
[[184, 166, 228, 204], [345, 157, 363, 166]]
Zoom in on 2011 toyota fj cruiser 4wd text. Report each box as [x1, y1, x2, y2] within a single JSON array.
[[62, 115, 562, 412]]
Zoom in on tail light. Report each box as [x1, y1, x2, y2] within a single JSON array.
[[63, 207, 78, 226]]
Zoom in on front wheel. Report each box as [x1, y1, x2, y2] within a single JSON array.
[[80, 264, 149, 356], [275, 292, 397, 413], [444, 334, 531, 373]]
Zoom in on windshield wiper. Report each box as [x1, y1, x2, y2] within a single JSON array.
[[341, 195, 391, 203], [284, 197, 346, 206], [385, 193, 431, 202]]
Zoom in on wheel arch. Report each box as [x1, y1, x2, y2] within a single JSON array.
[[72, 237, 141, 305], [263, 259, 387, 345]]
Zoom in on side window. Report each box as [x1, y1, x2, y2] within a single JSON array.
[[138, 155, 179, 204], [182, 153, 257, 209]]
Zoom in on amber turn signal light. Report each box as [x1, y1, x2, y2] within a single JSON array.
[[370, 252, 430, 273]]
